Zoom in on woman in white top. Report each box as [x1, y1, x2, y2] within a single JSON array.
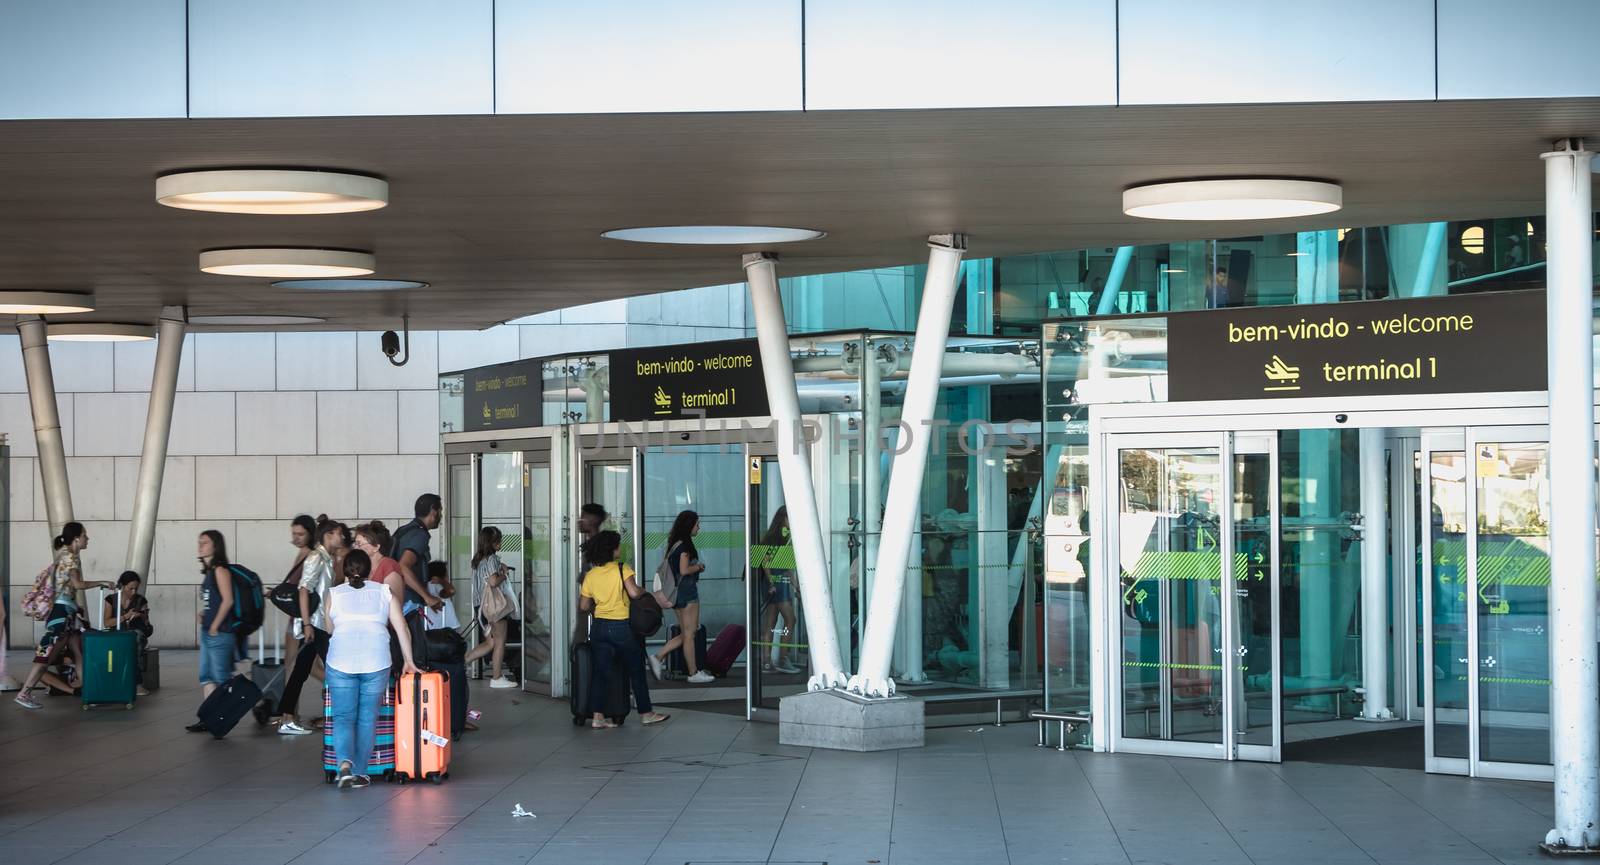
[[324, 549, 418, 789], [465, 527, 518, 688]]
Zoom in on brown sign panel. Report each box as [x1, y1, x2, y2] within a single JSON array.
[[1166, 290, 1547, 402], [609, 338, 769, 422]]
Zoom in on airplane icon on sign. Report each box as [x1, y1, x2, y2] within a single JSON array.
[[1263, 355, 1301, 392]]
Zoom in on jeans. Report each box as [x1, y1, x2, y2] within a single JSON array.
[[589, 619, 652, 716], [279, 626, 330, 717], [199, 631, 235, 686], [327, 666, 390, 776]]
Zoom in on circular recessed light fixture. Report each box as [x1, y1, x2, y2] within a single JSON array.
[[601, 225, 826, 245], [46, 323, 155, 342], [271, 278, 427, 291], [199, 248, 375, 278], [0, 291, 95, 314], [188, 314, 327, 326], [1123, 179, 1342, 221], [156, 169, 388, 215]]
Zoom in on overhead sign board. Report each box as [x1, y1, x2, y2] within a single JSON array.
[[1167, 290, 1546, 402], [609, 338, 768, 422], [463, 358, 544, 430]]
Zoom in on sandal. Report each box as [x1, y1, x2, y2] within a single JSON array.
[[590, 718, 617, 729], [641, 712, 671, 725]]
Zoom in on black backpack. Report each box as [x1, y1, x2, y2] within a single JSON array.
[[227, 564, 266, 638]]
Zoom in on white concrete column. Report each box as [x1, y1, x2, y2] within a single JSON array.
[[850, 235, 967, 698], [1357, 427, 1394, 721], [17, 316, 72, 534], [1541, 139, 1599, 854], [125, 307, 187, 580], [976, 427, 1010, 688], [744, 252, 847, 691], [861, 339, 884, 664]]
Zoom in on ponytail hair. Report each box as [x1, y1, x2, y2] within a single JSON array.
[[54, 521, 86, 550], [343, 549, 372, 589]]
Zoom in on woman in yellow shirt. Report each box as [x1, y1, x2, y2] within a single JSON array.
[[578, 531, 670, 729]]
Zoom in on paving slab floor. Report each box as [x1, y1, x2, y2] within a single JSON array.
[[0, 651, 1558, 865]]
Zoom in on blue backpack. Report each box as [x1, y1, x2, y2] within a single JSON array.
[[227, 564, 266, 638]]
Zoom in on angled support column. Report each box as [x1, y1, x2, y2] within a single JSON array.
[[744, 253, 847, 691], [1356, 427, 1394, 721], [17, 316, 73, 534], [1541, 139, 1598, 855], [125, 307, 187, 580], [1096, 246, 1135, 316], [850, 234, 967, 698]]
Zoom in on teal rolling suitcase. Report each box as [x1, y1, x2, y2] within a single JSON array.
[[82, 630, 139, 709], [83, 589, 139, 710]]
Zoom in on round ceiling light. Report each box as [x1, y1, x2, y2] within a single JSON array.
[[0, 291, 95, 314], [272, 278, 427, 291], [156, 169, 388, 215], [46, 323, 155, 342], [188, 314, 327, 326], [601, 225, 826, 244], [1123, 179, 1343, 221], [199, 248, 375, 278]]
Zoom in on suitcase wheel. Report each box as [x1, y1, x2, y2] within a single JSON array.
[[81, 704, 89, 711], [325, 771, 336, 784], [428, 773, 443, 785], [125, 703, 133, 710]]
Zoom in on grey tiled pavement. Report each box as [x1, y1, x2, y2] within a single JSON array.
[[0, 651, 1557, 865]]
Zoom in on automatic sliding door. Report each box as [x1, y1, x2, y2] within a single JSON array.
[[1232, 434, 1279, 759], [1113, 436, 1226, 755]]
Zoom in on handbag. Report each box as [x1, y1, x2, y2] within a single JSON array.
[[479, 574, 513, 624], [269, 581, 318, 619], [622, 563, 663, 638]]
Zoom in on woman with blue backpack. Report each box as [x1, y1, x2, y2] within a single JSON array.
[[186, 529, 236, 731]]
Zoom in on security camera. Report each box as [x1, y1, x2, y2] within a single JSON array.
[[382, 315, 410, 367], [1335, 413, 1349, 424], [381, 330, 400, 358]]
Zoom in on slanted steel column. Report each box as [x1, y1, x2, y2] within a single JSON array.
[[850, 235, 967, 698], [1357, 427, 1394, 721], [1096, 246, 1135, 316], [744, 252, 847, 690], [17, 316, 72, 533], [125, 307, 187, 580], [1541, 139, 1599, 855]]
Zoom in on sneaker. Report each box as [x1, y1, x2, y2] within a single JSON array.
[[336, 764, 355, 789], [647, 654, 664, 681], [135, 686, 151, 697], [185, 720, 209, 733], [350, 774, 372, 789], [13, 694, 42, 710], [488, 677, 517, 689], [774, 662, 802, 674], [278, 720, 314, 736], [686, 670, 715, 684]]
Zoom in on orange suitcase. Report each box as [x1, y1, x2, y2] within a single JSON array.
[[394, 670, 452, 783]]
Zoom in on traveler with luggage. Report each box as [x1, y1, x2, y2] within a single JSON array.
[[277, 515, 318, 672], [15, 523, 110, 710], [465, 526, 517, 689], [185, 530, 237, 730], [325, 549, 419, 789], [103, 572, 153, 696], [273, 521, 338, 736], [647, 511, 714, 684], [578, 530, 670, 729]]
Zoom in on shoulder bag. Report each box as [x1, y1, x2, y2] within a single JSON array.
[[622, 562, 663, 637], [479, 566, 513, 624]]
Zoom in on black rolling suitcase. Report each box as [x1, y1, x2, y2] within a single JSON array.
[[197, 674, 262, 738], [666, 624, 707, 678], [570, 641, 629, 726], [432, 659, 471, 739]]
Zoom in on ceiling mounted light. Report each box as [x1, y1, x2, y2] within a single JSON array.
[[1123, 179, 1342, 221], [156, 169, 388, 215], [601, 225, 826, 245], [199, 248, 375, 278], [0, 291, 95, 314], [188, 314, 327, 326], [46, 323, 154, 342], [272, 278, 427, 291]]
